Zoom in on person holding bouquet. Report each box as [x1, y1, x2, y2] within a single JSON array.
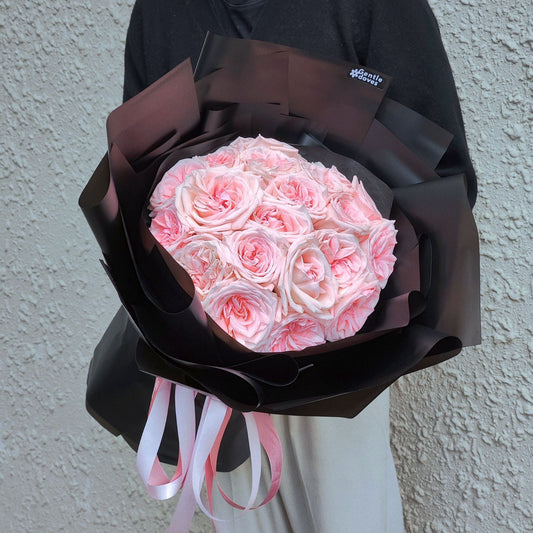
[[116, 0, 477, 531]]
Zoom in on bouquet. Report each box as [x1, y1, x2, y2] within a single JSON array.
[[79, 34, 480, 531]]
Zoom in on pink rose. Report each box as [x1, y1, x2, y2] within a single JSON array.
[[265, 172, 328, 222], [248, 201, 313, 241], [326, 283, 380, 341], [263, 313, 326, 352], [305, 162, 353, 194], [150, 157, 207, 211], [279, 235, 337, 320], [166, 157, 207, 183], [203, 279, 279, 350], [233, 135, 300, 159], [360, 219, 397, 288], [352, 178, 383, 221], [250, 136, 300, 156], [172, 235, 235, 297], [316, 190, 376, 233], [175, 166, 263, 235], [149, 176, 181, 212], [315, 229, 376, 301], [225, 227, 287, 289], [205, 146, 238, 168], [149, 208, 191, 252], [236, 136, 302, 179]]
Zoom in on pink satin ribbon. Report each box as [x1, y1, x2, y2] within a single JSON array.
[[136, 377, 283, 533]]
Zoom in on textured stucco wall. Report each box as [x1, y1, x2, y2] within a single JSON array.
[[390, 2, 533, 532], [1, 1, 531, 532]]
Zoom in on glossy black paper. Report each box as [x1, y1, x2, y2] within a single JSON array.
[[80, 34, 480, 471]]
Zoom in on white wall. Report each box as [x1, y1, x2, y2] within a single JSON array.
[[1, 1, 530, 531], [391, 2, 532, 531]]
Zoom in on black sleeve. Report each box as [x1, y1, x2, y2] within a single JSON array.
[[361, 0, 477, 206], [123, 0, 148, 102], [122, 0, 207, 104]]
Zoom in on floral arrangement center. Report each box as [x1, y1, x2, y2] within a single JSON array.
[[149, 135, 397, 352]]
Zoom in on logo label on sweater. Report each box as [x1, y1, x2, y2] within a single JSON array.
[[349, 68, 384, 88]]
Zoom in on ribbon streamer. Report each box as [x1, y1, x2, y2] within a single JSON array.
[[136, 379, 283, 532]]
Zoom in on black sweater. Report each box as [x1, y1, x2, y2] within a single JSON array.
[[123, 0, 477, 205]]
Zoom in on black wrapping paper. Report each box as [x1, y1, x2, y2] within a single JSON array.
[[80, 35, 480, 470]]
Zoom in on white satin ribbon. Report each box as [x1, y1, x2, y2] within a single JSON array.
[[136, 378, 283, 533], [136, 378, 196, 500]]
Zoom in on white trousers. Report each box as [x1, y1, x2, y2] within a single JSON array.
[[219, 389, 404, 533]]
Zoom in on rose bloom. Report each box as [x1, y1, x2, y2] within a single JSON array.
[[352, 178, 384, 221], [305, 162, 353, 194], [203, 279, 279, 350], [265, 172, 328, 222], [172, 234, 235, 297], [205, 145, 239, 168], [315, 229, 377, 301], [175, 166, 263, 235], [279, 235, 337, 320], [247, 201, 314, 242], [233, 135, 301, 159], [225, 227, 287, 289], [236, 135, 302, 180], [149, 208, 191, 252], [263, 313, 326, 352], [316, 189, 377, 234], [150, 157, 207, 211], [360, 219, 397, 288], [326, 282, 381, 341]]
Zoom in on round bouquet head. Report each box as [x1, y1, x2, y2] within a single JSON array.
[[149, 135, 397, 354]]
